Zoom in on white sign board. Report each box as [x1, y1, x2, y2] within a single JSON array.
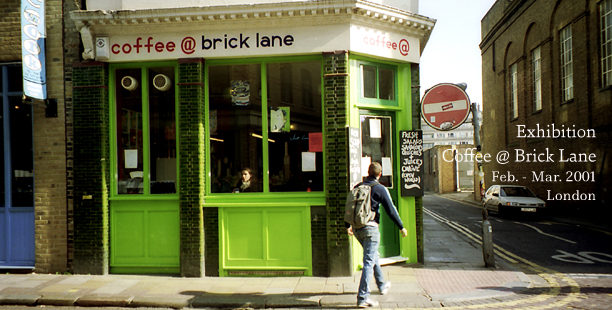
[[101, 24, 420, 63]]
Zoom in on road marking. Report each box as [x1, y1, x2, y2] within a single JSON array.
[[423, 207, 583, 310], [513, 222, 577, 244]]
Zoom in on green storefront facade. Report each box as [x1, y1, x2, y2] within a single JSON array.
[[70, 0, 434, 277]]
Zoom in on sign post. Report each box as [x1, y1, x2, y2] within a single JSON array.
[[399, 130, 424, 197], [421, 83, 470, 131]]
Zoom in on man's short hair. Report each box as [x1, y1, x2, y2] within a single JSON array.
[[368, 162, 382, 178]]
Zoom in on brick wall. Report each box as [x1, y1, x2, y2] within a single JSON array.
[[481, 0, 612, 216], [323, 51, 350, 276], [0, 0, 21, 62], [177, 58, 206, 277], [32, 0, 69, 273], [72, 62, 109, 275], [0, 0, 74, 273], [203, 207, 218, 277], [310, 205, 328, 276], [64, 0, 84, 273]]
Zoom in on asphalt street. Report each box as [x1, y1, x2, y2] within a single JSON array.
[[423, 195, 612, 274]]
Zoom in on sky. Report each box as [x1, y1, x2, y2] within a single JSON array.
[[419, 0, 498, 106]]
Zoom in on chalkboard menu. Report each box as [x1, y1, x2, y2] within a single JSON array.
[[348, 127, 362, 190], [400, 130, 424, 197]]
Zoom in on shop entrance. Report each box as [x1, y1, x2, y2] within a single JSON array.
[[109, 63, 180, 274], [0, 65, 35, 268], [359, 111, 399, 258]]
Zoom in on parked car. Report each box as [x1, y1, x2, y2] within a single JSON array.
[[482, 185, 546, 216]]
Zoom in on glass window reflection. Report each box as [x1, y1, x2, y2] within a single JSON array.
[[209, 64, 263, 193], [267, 62, 323, 192], [116, 68, 143, 195]]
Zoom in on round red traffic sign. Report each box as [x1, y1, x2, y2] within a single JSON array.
[[421, 83, 471, 131]]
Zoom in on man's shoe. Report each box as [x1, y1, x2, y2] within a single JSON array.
[[380, 282, 391, 295], [357, 299, 379, 308]]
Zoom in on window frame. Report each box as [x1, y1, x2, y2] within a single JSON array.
[[532, 46, 542, 112], [204, 56, 325, 200], [356, 61, 398, 106], [509, 62, 519, 119], [601, 0, 612, 88], [109, 61, 180, 199], [560, 24, 574, 102]]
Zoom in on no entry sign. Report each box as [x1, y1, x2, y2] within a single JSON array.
[[421, 83, 471, 131]]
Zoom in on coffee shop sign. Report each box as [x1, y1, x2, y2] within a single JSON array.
[[110, 33, 296, 56]]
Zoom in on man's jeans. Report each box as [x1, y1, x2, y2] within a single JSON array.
[[354, 225, 385, 302]]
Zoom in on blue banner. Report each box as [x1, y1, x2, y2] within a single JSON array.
[[21, 0, 46, 100]]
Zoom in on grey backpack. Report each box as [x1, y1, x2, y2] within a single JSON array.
[[344, 182, 378, 229]]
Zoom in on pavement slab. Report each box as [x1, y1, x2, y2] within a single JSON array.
[[4, 192, 595, 309]]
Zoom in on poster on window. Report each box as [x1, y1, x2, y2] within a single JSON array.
[[399, 130, 424, 197], [231, 80, 250, 106], [270, 107, 290, 132]]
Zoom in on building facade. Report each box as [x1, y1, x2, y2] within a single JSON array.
[[0, 0, 81, 272], [68, 0, 435, 277], [421, 117, 476, 150], [481, 0, 611, 216]]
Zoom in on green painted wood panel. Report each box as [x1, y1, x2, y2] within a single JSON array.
[[267, 211, 303, 261], [220, 206, 312, 276], [110, 200, 180, 273], [227, 211, 264, 260]]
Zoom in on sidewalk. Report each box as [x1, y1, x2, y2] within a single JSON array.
[[0, 198, 543, 309]]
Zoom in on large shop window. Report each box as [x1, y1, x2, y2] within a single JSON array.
[[267, 62, 322, 192], [115, 66, 177, 195], [208, 60, 322, 193]]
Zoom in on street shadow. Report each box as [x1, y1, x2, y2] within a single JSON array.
[[179, 290, 357, 309], [481, 285, 612, 296]]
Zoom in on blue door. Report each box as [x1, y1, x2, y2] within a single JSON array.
[[0, 65, 35, 268]]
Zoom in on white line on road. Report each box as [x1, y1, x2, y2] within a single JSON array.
[[514, 222, 577, 244]]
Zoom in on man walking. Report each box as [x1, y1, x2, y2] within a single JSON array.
[[346, 162, 408, 308]]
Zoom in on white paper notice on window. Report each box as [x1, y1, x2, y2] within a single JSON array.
[[361, 157, 371, 177], [382, 157, 392, 176], [302, 152, 316, 172], [369, 118, 382, 138], [125, 150, 138, 169]]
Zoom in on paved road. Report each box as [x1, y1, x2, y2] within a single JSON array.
[[423, 194, 612, 309], [423, 195, 612, 274]]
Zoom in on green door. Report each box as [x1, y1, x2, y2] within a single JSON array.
[[360, 112, 400, 258]]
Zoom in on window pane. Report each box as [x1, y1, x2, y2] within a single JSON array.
[[378, 68, 395, 100], [209, 64, 263, 193], [149, 67, 176, 194], [7, 66, 23, 92], [602, 0, 612, 87], [10, 97, 33, 207], [361, 65, 377, 98], [116, 68, 144, 195], [267, 62, 323, 192], [361, 115, 393, 188]]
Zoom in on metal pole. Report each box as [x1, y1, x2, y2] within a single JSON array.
[[472, 102, 494, 267]]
